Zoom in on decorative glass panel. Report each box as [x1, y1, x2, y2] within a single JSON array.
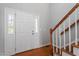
[[35, 16, 39, 33], [8, 14, 14, 34]]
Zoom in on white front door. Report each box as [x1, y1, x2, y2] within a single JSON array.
[[15, 10, 39, 53], [4, 8, 16, 55]]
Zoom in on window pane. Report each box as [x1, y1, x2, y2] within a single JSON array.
[[8, 14, 14, 34]]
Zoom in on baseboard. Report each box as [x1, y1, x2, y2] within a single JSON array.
[[33, 43, 50, 49]]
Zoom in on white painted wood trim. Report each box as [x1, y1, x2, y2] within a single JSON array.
[[56, 29, 58, 53], [64, 22, 66, 49], [75, 9, 78, 45], [59, 26, 61, 54], [73, 47, 79, 56], [53, 32, 55, 54], [69, 16, 71, 52]]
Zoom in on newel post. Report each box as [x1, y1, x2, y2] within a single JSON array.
[[49, 28, 53, 56]]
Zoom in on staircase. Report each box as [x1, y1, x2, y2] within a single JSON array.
[[50, 3, 79, 56]]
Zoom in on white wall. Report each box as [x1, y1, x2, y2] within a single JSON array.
[[50, 3, 76, 28], [0, 7, 5, 55], [0, 3, 50, 47]]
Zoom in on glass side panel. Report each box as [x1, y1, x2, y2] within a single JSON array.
[[8, 14, 14, 34]]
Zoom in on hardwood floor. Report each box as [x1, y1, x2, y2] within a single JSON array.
[[15, 45, 51, 56]]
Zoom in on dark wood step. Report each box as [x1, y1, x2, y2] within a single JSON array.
[[62, 49, 75, 56], [72, 44, 79, 48], [53, 53, 62, 56], [53, 46, 62, 56], [72, 42, 79, 48]]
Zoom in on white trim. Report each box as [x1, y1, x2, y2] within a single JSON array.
[[75, 9, 78, 45], [59, 26, 62, 54], [69, 16, 71, 52], [52, 32, 55, 54], [31, 43, 50, 50], [64, 21, 66, 49], [73, 47, 79, 56], [56, 29, 58, 53]]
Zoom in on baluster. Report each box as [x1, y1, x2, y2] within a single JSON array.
[[59, 26, 62, 55], [63, 21, 66, 50], [52, 32, 55, 55], [75, 9, 78, 45], [56, 29, 58, 53], [69, 16, 71, 52]]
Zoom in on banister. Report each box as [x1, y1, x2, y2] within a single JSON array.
[[49, 3, 79, 55], [51, 3, 79, 32]]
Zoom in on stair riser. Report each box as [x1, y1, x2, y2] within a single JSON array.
[[62, 52, 72, 56], [73, 47, 79, 56]]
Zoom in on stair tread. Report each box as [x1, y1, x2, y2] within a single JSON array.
[[72, 44, 79, 48], [62, 49, 75, 56], [54, 53, 61, 56]]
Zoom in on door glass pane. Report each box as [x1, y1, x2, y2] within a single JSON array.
[[8, 14, 14, 34], [35, 16, 39, 33]]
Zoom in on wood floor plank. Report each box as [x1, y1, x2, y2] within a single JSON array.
[[15, 45, 51, 56]]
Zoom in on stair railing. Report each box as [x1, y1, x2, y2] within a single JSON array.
[[50, 3, 79, 55]]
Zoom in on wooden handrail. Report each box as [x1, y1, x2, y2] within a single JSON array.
[[51, 3, 79, 32]]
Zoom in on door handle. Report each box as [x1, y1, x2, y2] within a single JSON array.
[[32, 32, 34, 35], [32, 30, 34, 35]]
